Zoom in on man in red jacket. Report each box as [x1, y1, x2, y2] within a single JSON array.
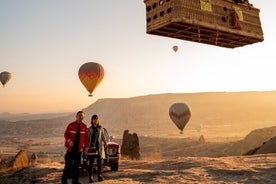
[[62, 111, 89, 184]]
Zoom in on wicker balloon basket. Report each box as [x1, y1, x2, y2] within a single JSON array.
[[144, 0, 264, 48]]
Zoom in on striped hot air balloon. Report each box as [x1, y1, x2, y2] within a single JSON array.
[[78, 62, 104, 96]]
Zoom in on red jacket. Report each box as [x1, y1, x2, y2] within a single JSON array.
[[64, 121, 89, 152]]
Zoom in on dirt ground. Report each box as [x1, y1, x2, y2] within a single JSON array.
[[0, 134, 276, 184], [0, 153, 275, 184]]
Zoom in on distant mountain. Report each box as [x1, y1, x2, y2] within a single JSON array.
[[81, 91, 276, 138], [0, 112, 73, 121], [1, 91, 276, 138]]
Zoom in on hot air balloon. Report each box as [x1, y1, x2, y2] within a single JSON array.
[[78, 62, 104, 97], [169, 103, 191, 134], [0, 71, 12, 87], [172, 45, 178, 53]]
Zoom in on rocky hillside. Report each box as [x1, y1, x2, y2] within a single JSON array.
[[1, 91, 276, 138]]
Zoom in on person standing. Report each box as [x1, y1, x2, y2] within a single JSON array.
[[62, 111, 89, 184], [87, 114, 107, 183]]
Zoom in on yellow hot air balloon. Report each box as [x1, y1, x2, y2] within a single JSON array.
[[78, 62, 104, 96], [172, 45, 178, 53], [0, 71, 12, 87], [169, 103, 191, 134]]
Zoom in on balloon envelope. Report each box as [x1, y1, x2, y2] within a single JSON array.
[[78, 62, 104, 96], [169, 103, 191, 134], [172, 45, 178, 52], [0, 71, 12, 87]]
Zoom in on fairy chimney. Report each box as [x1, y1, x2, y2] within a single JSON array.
[[12, 150, 29, 170], [121, 130, 141, 160]]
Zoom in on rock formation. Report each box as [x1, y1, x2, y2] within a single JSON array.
[[198, 135, 206, 144], [12, 150, 29, 170], [29, 153, 38, 166], [121, 130, 141, 160], [0, 150, 35, 172]]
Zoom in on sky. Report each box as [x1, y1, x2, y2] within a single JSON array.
[[0, 0, 276, 114]]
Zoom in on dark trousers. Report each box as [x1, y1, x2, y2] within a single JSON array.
[[88, 154, 102, 179], [62, 151, 81, 184]]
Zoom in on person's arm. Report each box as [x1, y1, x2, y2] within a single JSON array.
[[64, 123, 73, 149], [101, 129, 107, 148], [84, 126, 89, 155]]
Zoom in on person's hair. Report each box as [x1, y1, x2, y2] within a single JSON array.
[[91, 114, 101, 128], [76, 111, 84, 116], [91, 114, 98, 120]]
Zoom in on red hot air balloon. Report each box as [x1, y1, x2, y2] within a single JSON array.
[[78, 62, 104, 96]]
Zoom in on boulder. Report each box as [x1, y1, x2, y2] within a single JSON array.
[[227, 126, 276, 156], [246, 136, 276, 155]]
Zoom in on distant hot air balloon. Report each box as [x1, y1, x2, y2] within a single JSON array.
[[172, 45, 178, 53], [78, 62, 104, 97], [0, 71, 12, 87], [169, 103, 191, 134]]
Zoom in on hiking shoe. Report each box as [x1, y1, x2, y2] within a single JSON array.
[[89, 177, 94, 183], [98, 175, 104, 182]]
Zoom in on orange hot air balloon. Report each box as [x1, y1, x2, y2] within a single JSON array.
[[78, 62, 104, 96]]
